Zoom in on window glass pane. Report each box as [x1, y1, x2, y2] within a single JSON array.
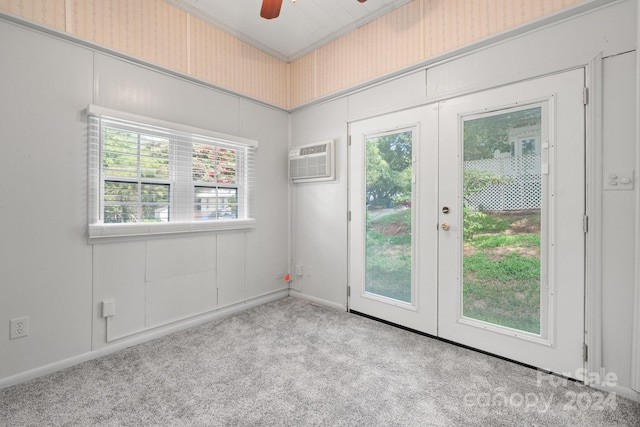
[[193, 144, 237, 185], [522, 138, 536, 156], [217, 148, 237, 185], [194, 187, 238, 220], [103, 182, 170, 223], [193, 143, 217, 183], [103, 128, 139, 178], [365, 131, 413, 303], [141, 184, 169, 222], [140, 135, 169, 179], [141, 205, 169, 222], [104, 181, 137, 202], [462, 106, 543, 334], [141, 183, 169, 203], [218, 187, 238, 218], [103, 180, 138, 224], [194, 187, 217, 220], [104, 205, 138, 223]]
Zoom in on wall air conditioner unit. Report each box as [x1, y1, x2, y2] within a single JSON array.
[[289, 140, 335, 183]]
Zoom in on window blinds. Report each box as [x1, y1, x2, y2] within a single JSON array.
[[87, 105, 257, 240]]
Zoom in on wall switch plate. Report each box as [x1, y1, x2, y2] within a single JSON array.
[[10, 317, 29, 339], [604, 170, 634, 191]]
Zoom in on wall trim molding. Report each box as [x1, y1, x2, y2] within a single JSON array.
[[590, 383, 640, 403], [0, 11, 288, 113], [631, 0, 640, 394], [585, 54, 605, 389], [289, 290, 348, 312], [289, 0, 622, 112], [0, 0, 623, 112], [0, 289, 289, 389], [165, 0, 412, 62]]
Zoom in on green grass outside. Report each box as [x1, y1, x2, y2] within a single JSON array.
[[365, 209, 542, 333], [365, 209, 412, 302], [462, 211, 541, 333]]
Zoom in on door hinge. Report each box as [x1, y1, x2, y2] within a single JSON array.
[[348, 135, 352, 146], [583, 87, 589, 105], [348, 211, 352, 221], [583, 215, 589, 233], [583, 344, 588, 362], [347, 286, 351, 297]]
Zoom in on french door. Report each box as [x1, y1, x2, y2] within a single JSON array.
[[349, 69, 586, 376], [349, 106, 438, 334]]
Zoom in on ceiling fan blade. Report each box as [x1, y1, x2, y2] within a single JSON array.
[[357, 0, 367, 2], [260, 0, 283, 19]]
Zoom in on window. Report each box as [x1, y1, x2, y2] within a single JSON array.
[[192, 143, 239, 220], [88, 105, 257, 240], [521, 138, 536, 156]]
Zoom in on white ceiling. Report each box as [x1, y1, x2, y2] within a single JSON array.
[[167, 0, 412, 62]]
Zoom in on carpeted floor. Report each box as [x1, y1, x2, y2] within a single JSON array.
[[1, 296, 639, 426]]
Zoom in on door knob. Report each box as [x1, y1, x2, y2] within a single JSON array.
[[441, 223, 450, 231]]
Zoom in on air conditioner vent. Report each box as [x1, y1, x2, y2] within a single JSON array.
[[289, 140, 335, 183]]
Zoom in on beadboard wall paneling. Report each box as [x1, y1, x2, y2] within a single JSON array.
[[0, 0, 590, 108], [188, 15, 289, 108], [313, 0, 423, 102], [421, 0, 584, 59], [0, 0, 288, 107], [69, 0, 189, 75], [0, 0, 65, 30], [237, 35, 289, 108], [289, 0, 585, 107], [290, 51, 318, 106]]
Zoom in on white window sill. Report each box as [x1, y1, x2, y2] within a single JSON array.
[[88, 219, 256, 243]]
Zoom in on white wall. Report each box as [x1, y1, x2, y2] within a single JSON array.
[[0, 19, 289, 384], [290, 0, 639, 400], [0, 20, 94, 381], [1, 0, 639, 402], [601, 50, 638, 393], [289, 98, 349, 309]]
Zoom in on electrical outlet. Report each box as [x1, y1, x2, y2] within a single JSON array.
[[102, 300, 115, 318], [10, 316, 29, 340]]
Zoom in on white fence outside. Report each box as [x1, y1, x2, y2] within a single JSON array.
[[463, 154, 541, 211]]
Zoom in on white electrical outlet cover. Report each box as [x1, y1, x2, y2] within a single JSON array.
[[10, 317, 29, 339]]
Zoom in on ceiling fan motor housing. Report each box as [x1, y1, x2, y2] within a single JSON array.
[[261, 0, 367, 20]]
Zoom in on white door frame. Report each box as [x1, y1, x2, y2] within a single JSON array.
[[631, 1, 640, 394], [348, 106, 438, 335], [437, 69, 586, 376], [585, 55, 604, 388], [349, 64, 599, 381]]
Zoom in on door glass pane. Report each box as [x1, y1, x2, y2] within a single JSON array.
[[365, 131, 413, 303], [462, 107, 544, 334]]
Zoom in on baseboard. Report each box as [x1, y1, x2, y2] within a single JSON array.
[[288, 290, 347, 312], [0, 289, 289, 390], [589, 382, 640, 403]]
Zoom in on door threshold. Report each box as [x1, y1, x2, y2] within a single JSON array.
[[348, 309, 579, 384]]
